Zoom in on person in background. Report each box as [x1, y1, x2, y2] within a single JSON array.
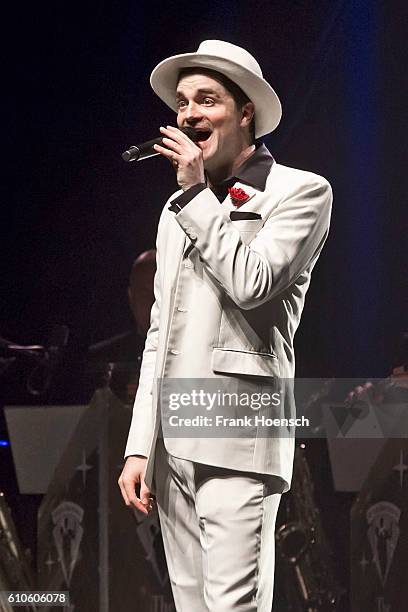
[[88, 249, 156, 400]]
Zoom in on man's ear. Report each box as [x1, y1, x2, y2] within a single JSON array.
[[240, 102, 255, 128]]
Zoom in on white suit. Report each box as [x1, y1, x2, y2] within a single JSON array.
[[124, 159, 332, 493]]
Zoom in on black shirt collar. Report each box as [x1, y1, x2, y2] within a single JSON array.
[[210, 143, 274, 202], [233, 142, 274, 191]]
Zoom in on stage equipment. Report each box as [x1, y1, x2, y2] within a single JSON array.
[[4, 404, 87, 494], [325, 376, 408, 492], [37, 386, 174, 612], [0, 325, 69, 396], [276, 445, 345, 611], [0, 492, 36, 612], [351, 438, 408, 611]]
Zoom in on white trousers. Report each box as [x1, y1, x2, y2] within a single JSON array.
[[154, 437, 284, 612]]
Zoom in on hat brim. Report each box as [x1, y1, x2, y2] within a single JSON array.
[[150, 52, 282, 138]]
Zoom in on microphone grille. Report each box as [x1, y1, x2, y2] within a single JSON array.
[[180, 126, 200, 143]]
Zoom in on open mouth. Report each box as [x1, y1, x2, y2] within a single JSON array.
[[194, 130, 212, 142]]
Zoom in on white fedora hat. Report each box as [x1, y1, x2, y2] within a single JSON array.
[[150, 40, 282, 139]]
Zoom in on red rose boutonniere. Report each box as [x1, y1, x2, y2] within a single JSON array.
[[228, 186, 250, 207]]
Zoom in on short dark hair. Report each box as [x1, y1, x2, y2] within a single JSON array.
[[178, 67, 256, 143]]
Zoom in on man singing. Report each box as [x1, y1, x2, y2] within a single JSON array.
[[118, 40, 332, 611]]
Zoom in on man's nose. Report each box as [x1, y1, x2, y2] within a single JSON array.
[[184, 101, 203, 124]]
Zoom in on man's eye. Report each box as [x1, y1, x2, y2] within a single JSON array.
[[203, 98, 214, 105], [177, 100, 187, 109]]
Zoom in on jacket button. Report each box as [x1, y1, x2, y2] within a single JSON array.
[[170, 349, 180, 355], [177, 306, 188, 312]]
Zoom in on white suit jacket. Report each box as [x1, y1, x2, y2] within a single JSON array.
[[124, 161, 332, 493]]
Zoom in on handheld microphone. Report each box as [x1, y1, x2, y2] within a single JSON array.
[[122, 127, 200, 162]]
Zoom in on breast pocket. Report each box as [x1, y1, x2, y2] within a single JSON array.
[[232, 219, 264, 244]]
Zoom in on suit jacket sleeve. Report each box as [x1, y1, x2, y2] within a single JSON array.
[[173, 173, 332, 309]]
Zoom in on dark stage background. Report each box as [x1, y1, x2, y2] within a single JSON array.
[[1, 0, 407, 601], [2, 0, 407, 381]]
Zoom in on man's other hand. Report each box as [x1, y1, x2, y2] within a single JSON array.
[[118, 455, 154, 515]]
